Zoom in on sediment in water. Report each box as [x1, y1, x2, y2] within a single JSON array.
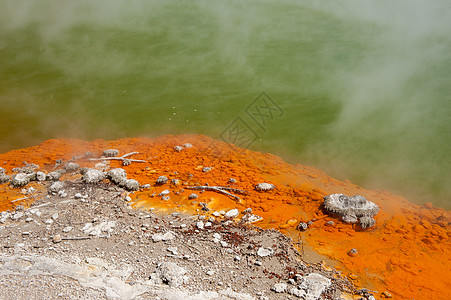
[[0, 134, 450, 299]]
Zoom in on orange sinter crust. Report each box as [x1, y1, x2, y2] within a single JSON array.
[[0, 135, 449, 299]]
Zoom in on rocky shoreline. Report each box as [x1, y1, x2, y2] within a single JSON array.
[[1, 180, 362, 299]]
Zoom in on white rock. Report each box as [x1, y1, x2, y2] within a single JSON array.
[[95, 162, 108, 169], [204, 221, 212, 227], [152, 231, 177, 242], [196, 221, 204, 229], [271, 283, 287, 293], [62, 226, 73, 233], [225, 209, 239, 219], [213, 233, 221, 243], [81, 221, 116, 237], [82, 169, 105, 184], [150, 262, 187, 287], [206, 270, 215, 276], [52, 213, 59, 220], [158, 190, 170, 196], [25, 217, 33, 223], [58, 190, 67, 198], [212, 211, 221, 217], [74, 193, 83, 199], [11, 212, 24, 220], [27, 187, 36, 194], [257, 247, 273, 257], [297, 273, 332, 300], [49, 181, 65, 194], [241, 214, 263, 223], [44, 219, 54, 224], [167, 246, 178, 255], [36, 171, 46, 181], [288, 287, 305, 297], [255, 182, 275, 191]]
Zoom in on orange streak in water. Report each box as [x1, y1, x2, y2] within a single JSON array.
[[0, 135, 449, 299]]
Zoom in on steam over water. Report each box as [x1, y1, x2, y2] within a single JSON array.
[[0, 0, 450, 208]]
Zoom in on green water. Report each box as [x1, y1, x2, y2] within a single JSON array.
[[0, 0, 450, 208]]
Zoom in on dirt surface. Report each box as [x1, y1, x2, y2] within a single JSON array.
[[0, 180, 363, 300]]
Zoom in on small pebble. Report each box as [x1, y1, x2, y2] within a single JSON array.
[[53, 234, 62, 243], [225, 209, 239, 219], [325, 221, 335, 227], [243, 208, 252, 214], [158, 190, 170, 196], [381, 291, 393, 298], [62, 226, 73, 233], [298, 222, 308, 231], [348, 248, 358, 257], [156, 176, 168, 184], [196, 221, 204, 229]]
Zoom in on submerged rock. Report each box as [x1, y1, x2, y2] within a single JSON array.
[[323, 194, 379, 229]]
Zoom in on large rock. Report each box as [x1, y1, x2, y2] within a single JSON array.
[[10, 173, 33, 188], [82, 169, 105, 184], [150, 262, 187, 287], [323, 194, 379, 229], [289, 273, 331, 300], [107, 168, 127, 185]]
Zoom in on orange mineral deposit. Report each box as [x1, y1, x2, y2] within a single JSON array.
[[0, 134, 450, 300]]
